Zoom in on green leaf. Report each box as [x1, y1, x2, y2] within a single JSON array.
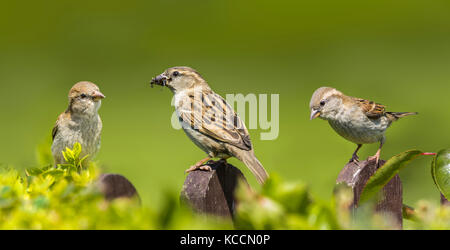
[[57, 163, 72, 170], [62, 151, 69, 162], [42, 169, 65, 178], [80, 154, 89, 164], [261, 175, 311, 214], [431, 149, 450, 200], [359, 150, 423, 203], [26, 165, 52, 176], [25, 167, 44, 176], [73, 142, 82, 158], [64, 147, 74, 161]]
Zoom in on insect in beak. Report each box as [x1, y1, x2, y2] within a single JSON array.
[[150, 74, 168, 88]]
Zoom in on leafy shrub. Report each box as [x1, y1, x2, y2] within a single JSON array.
[[234, 174, 341, 230], [1, 143, 450, 229], [233, 174, 450, 230], [0, 143, 230, 229]]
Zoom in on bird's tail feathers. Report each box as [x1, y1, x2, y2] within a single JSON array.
[[387, 112, 418, 120], [234, 149, 269, 185]]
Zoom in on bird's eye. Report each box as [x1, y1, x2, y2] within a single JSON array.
[[80, 94, 87, 99], [172, 71, 180, 77], [320, 100, 326, 106]]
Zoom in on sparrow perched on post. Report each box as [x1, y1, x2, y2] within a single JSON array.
[[150, 66, 269, 184], [51, 81, 105, 165], [309, 87, 417, 165]]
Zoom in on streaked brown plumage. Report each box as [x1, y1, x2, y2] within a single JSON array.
[[309, 87, 417, 164], [151, 66, 269, 184], [51, 81, 105, 165]]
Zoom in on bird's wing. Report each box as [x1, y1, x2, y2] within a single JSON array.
[[353, 97, 386, 119], [51, 123, 59, 141], [177, 91, 252, 151], [52, 112, 70, 141]]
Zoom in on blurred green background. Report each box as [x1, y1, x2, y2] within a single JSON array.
[[1, 0, 449, 207]]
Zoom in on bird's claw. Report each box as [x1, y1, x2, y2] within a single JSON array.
[[349, 154, 360, 165], [185, 158, 228, 173], [367, 155, 380, 167], [185, 164, 212, 173], [199, 165, 212, 171]]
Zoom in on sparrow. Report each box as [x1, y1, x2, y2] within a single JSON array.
[[51, 81, 105, 165], [309, 87, 417, 165], [150, 66, 269, 184]]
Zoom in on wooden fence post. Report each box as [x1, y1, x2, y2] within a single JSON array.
[[180, 161, 248, 219], [98, 173, 140, 201], [337, 159, 403, 229], [441, 193, 450, 206]]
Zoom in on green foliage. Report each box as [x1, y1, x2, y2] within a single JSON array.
[[2, 0, 450, 212], [431, 149, 450, 200], [234, 174, 344, 230], [233, 174, 450, 230], [359, 150, 423, 203], [403, 201, 450, 230], [356, 148, 450, 206], [0, 144, 230, 230], [59, 142, 88, 170], [2, 144, 450, 229]]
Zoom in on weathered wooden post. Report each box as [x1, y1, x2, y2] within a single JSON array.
[[98, 173, 140, 201], [180, 160, 249, 219], [441, 194, 450, 206], [337, 159, 403, 229]]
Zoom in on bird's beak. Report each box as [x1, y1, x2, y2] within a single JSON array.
[[92, 91, 106, 101], [150, 73, 168, 88], [310, 109, 321, 120]]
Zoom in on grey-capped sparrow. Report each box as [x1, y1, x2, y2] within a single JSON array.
[[309, 87, 417, 165], [150, 66, 269, 184], [51, 81, 105, 165]]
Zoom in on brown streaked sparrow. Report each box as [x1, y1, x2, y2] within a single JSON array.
[[150, 66, 269, 184], [309, 87, 417, 165], [51, 81, 105, 165]]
